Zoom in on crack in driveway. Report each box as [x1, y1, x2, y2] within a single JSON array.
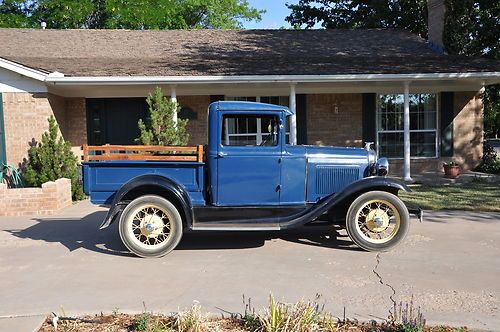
[[372, 252, 397, 322]]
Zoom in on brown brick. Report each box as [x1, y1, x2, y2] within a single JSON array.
[[0, 178, 72, 216], [306, 93, 363, 147], [3, 92, 87, 167], [177, 95, 211, 145], [453, 91, 483, 171]]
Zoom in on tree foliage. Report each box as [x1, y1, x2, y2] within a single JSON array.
[[286, 0, 428, 37], [443, 0, 499, 138], [0, 0, 263, 29], [286, 0, 499, 138], [24, 116, 85, 200], [136, 87, 189, 146]]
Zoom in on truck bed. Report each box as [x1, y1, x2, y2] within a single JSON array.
[[81, 145, 205, 205]]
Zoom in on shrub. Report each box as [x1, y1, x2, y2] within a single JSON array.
[[474, 142, 500, 174], [24, 116, 85, 200], [136, 87, 189, 146]]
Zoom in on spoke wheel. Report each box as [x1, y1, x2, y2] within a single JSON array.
[[119, 195, 183, 258], [346, 191, 409, 251]]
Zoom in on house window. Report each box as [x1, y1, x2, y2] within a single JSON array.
[[226, 96, 290, 143], [222, 114, 279, 146], [377, 94, 438, 158]]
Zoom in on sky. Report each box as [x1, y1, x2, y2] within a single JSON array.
[[243, 0, 298, 29]]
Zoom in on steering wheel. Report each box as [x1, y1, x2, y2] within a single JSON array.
[[259, 133, 275, 146]]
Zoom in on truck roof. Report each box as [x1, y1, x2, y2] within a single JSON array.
[[210, 101, 292, 115]]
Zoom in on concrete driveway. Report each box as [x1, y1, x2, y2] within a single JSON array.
[[0, 201, 499, 330]]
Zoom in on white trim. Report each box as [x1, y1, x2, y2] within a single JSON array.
[[0, 58, 49, 81], [289, 83, 297, 145], [403, 82, 411, 181], [44, 72, 500, 85]]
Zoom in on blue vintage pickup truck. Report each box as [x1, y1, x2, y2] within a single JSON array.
[[83, 101, 419, 258]]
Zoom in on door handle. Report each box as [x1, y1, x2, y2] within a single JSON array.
[[217, 152, 227, 158]]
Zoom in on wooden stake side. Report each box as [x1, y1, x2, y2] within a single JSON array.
[[82, 144, 204, 163]]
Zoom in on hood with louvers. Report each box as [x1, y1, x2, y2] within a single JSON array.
[[305, 146, 370, 202]]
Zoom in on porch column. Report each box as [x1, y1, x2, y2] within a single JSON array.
[[403, 81, 412, 181], [289, 83, 297, 145], [170, 85, 178, 126]]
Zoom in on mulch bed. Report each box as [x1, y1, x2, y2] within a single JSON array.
[[37, 313, 468, 332]]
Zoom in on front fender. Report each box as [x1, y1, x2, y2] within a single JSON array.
[[99, 174, 193, 229], [330, 176, 410, 205], [280, 176, 410, 229]]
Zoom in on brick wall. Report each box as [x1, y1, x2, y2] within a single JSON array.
[[306, 93, 363, 147], [453, 91, 483, 170], [65, 97, 87, 159], [2, 92, 87, 166], [0, 178, 72, 216], [178, 95, 210, 145]]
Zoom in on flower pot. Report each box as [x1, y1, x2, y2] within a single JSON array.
[[444, 165, 460, 178]]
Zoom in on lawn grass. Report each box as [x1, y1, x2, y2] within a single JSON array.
[[400, 180, 500, 212]]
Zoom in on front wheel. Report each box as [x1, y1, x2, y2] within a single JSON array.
[[345, 191, 410, 251], [119, 195, 183, 258]]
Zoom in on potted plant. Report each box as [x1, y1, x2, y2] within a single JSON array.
[[443, 160, 460, 178]]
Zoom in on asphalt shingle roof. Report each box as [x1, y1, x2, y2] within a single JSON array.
[[0, 28, 498, 77]]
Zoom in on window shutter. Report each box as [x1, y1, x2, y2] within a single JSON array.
[[210, 95, 225, 103], [440, 92, 454, 157], [362, 93, 377, 144], [296, 94, 307, 145]]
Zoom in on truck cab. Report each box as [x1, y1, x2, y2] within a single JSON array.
[[208, 101, 374, 206], [83, 101, 416, 258]]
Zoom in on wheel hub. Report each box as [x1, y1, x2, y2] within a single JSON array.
[[140, 214, 164, 238], [365, 207, 390, 232]]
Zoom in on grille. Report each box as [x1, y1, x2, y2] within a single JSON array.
[[316, 165, 360, 195]]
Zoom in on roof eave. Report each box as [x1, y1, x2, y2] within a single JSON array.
[[45, 72, 500, 85], [0, 57, 49, 81]]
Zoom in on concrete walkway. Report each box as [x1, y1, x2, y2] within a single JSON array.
[[0, 201, 499, 331]]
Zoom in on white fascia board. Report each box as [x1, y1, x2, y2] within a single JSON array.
[[0, 57, 49, 81], [45, 72, 500, 85]]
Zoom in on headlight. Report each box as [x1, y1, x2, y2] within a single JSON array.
[[376, 158, 389, 176]]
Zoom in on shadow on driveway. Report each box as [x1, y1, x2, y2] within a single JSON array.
[[5, 212, 361, 257]]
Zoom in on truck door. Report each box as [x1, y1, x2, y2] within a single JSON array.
[[216, 113, 281, 206]]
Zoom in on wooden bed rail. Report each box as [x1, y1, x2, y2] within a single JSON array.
[[82, 144, 204, 162]]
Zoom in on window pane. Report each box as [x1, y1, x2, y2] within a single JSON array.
[[222, 114, 278, 146], [377, 93, 437, 158], [378, 132, 404, 158], [411, 132, 436, 157], [378, 94, 403, 131]]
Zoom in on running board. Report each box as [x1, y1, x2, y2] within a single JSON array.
[[191, 222, 280, 231]]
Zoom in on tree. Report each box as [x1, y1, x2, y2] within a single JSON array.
[[286, 0, 499, 138], [285, 0, 428, 37], [24, 116, 85, 200], [443, 0, 499, 139], [136, 87, 189, 146], [0, 0, 33, 27], [0, 0, 264, 29]]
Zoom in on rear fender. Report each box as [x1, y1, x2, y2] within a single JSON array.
[[99, 174, 193, 229]]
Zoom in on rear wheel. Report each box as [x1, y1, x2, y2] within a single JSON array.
[[119, 195, 183, 258], [345, 191, 409, 251]]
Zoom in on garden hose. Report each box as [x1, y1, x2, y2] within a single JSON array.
[[0, 163, 24, 188]]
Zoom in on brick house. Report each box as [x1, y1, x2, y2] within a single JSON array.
[[0, 25, 499, 179]]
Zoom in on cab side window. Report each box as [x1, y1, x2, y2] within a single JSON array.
[[222, 114, 279, 146]]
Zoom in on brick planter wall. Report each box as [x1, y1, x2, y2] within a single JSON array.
[[0, 178, 72, 216]]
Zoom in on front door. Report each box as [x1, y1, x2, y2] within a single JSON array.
[[216, 113, 281, 206], [86, 98, 148, 145], [0, 94, 6, 164]]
